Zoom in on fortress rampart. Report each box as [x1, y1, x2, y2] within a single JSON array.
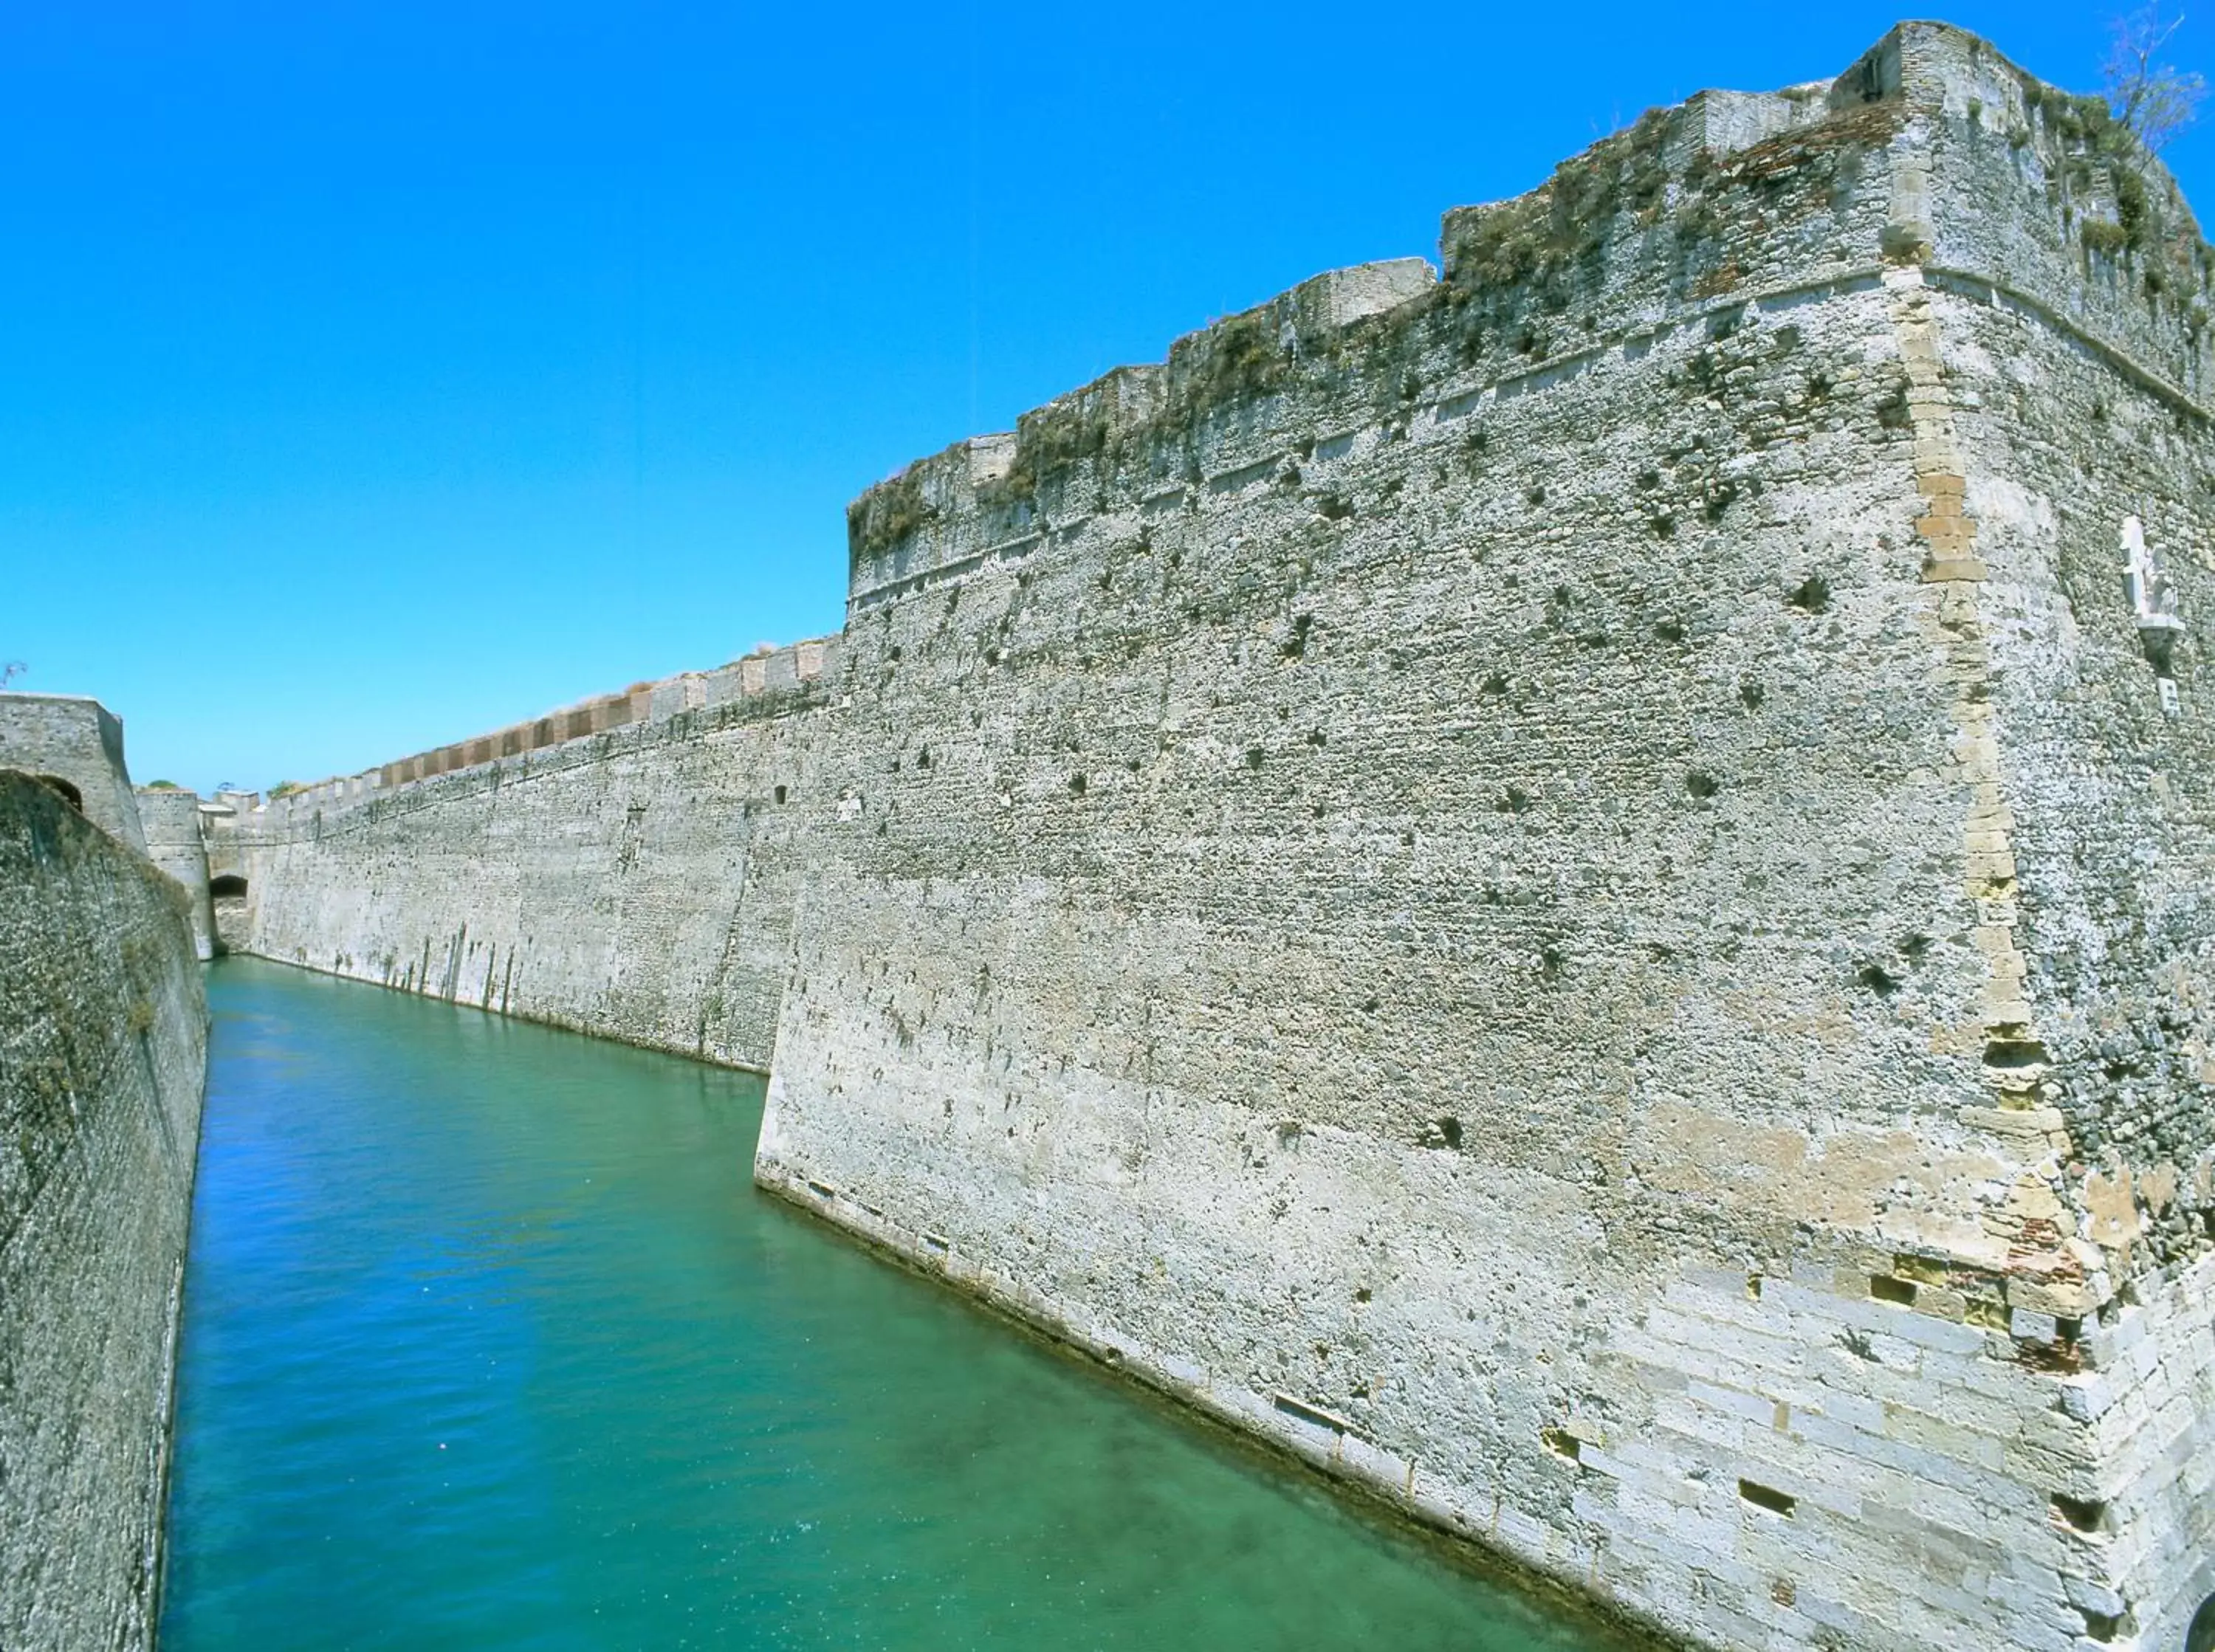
[[220, 24, 2215, 1651], [0, 693, 220, 961], [135, 788, 215, 961], [220, 637, 839, 1069], [0, 766, 207, 1652], [0, 692, 149, 856]]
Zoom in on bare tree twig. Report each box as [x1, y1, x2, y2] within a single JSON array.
[[2107, 3, 2208, 151]]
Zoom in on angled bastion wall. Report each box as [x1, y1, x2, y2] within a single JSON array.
[[0, 768, 207, 1652], [0, 692, 149, 856], [227, 22, 2215, 1652], [756, 23, 2215, 1652]]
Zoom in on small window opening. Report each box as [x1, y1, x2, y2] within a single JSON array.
[[2051, 1493, 2108, 1534], [1739, 1480, 1796, 1517], [2078, 1605, 2123, 1644]]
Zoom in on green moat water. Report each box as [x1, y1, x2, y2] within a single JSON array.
[[162, 960, 1610, 1651]]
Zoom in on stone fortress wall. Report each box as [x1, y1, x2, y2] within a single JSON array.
[[217, 638, 839, 1070], [135, 787, 216, 960], [0, 703, 208, 1651], [198, 789, 266, 954], [0, 693, 150, 855], [0, 692, 221, 960], [222, 24, 2215, 1651]]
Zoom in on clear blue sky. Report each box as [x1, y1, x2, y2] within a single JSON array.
[[3, 2, 2200, 793]]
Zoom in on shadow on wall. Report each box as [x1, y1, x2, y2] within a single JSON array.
[[32, 774, 83, 813]]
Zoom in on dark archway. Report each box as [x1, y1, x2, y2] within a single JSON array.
[[2188, 1596, 2215, 1652], [32, 774, 83, 813], [207, 872, 249, 957]]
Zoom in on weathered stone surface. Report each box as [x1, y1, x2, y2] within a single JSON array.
[[135, 787, 216, 961], [222, 641, 837, 1069], [0, 692, 149, 856], [223, 22, 2215, 1650], [0, 770, 207, 1652]]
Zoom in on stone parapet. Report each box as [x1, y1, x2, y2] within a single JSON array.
[[238, 635, 841, 823]]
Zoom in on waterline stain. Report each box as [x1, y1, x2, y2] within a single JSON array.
[[162, 960, 1613, 1651]]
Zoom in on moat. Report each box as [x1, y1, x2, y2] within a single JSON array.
[[159, 961, 1607, 1650]]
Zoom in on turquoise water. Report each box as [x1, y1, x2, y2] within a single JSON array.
[[162, 960, 1614, 1651]]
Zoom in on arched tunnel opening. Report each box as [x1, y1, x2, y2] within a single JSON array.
[[32, 774, 84, 813], [2188, 1596, 2215, 1652], [207, 873, 249, 956]]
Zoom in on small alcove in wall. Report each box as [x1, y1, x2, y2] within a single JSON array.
[[32, 774, 83, 813]]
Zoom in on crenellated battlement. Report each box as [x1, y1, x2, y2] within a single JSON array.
[[244, 635, 840, 828], [845, 21, 2215, 622]]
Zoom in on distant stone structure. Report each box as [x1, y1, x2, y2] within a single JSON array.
[[216, 24, 2215, 1651], [196, 791, 261, 956], [0, 751, 206, 1650], [218, 639, 838, 1066], [135, 787, 216, 960]]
